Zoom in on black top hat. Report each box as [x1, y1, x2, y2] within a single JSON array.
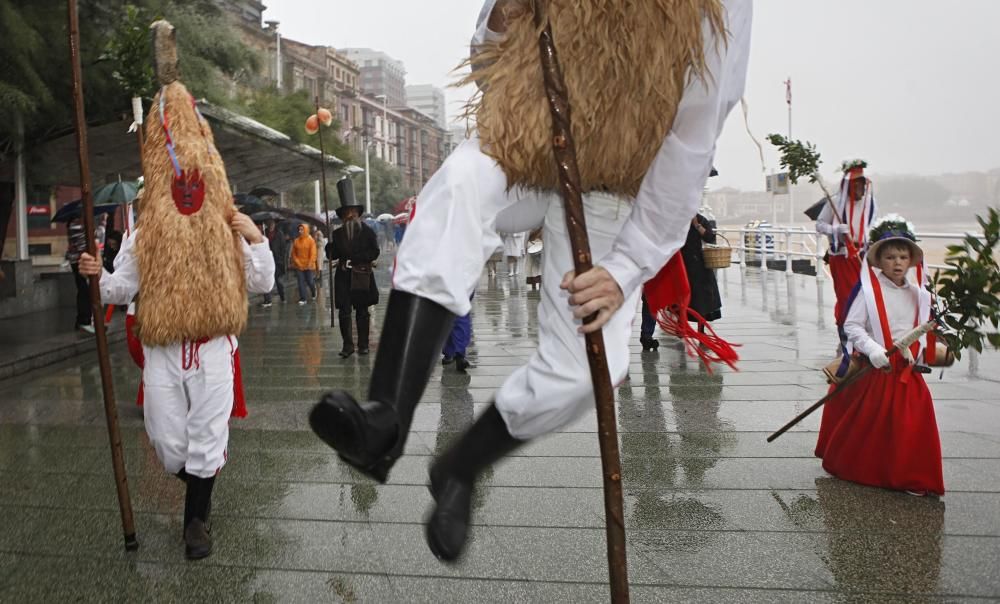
[[335, 179, 365, 218]]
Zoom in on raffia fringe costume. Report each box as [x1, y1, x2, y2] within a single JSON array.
[[390, 0, 749, 439], [463, 0, 723, 198], [137, 82, 248, 346], [99, 78, 273, 477]]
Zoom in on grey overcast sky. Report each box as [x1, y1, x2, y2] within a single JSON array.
[[263, 1, 1000, 192]]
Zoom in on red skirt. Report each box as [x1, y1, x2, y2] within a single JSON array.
[[828, 254, 861, 323], [815, 364, 944, 495]]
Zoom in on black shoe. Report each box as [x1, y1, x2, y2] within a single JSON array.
[[311, 291, 455, 483], [183, 475, 215, 560], [454, 355, 472, 373], [442, 356, 455, 366], [339, 314, 355, 358], [640, 337, 660, 351], [426, 405, 522, 561], [357, 313, 370, 356], [185, 519, 212, 560]]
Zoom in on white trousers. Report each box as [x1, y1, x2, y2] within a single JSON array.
[[393, 137, 640, 439], [142, 336, 237, 478]]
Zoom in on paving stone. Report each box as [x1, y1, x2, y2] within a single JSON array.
[[0, 265, 996, 601]]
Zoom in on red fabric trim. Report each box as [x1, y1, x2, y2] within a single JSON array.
[[643, 254, 740, 372], [229, 336, 248, 419], [867, 267, 919, 382], [867, 266, 894, 350], [829, 255, 861, 323], [125, 313, 144, 368]]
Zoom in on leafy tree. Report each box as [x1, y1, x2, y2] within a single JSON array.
[[0, 0, 121, 158], [148, 0, 261, 104], [100, 4, 156, 98], [352, 156, 414, 215], [0, 0, 52, 134], [243, 88, 352, 161], [932, 207, 1000, 358]]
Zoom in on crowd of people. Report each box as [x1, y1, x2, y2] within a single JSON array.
[[64, 0, 950, 569]]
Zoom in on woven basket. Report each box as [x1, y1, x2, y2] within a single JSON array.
[[703, 233, 732, 269]]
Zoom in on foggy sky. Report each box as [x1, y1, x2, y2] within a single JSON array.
[[264, 0, 1000, 192]]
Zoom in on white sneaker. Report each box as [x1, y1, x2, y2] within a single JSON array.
[[260, 302, 273, 308], [79, 324, 96, 334], [298, 300, 306, 306]]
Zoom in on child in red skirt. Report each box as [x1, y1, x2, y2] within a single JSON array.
[[815, 215, 944, 496]]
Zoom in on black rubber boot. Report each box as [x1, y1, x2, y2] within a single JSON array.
[[184, 475, 216, 560], [357, 311, 370, 355], [426, 405, 522, 561], [339, 313, 355, 358], [310, 290, 455, 483]]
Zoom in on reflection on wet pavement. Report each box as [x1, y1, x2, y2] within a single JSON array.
[[0, 265, 998, 600]]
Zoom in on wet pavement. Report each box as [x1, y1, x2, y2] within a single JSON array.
[[1, 264, 998, 602]]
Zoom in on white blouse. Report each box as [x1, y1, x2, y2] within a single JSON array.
[[844, 269, 919, 357]]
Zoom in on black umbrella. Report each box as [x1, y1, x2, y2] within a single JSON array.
[[276, 209, 328, 235], [804, 197, 829, 221], [51, 200, 119, 223], [248, 187, 279, 199], [234, 192, 263, 208], [251, 211, 284, 223]]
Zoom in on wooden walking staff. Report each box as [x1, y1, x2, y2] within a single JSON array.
[[767, 319, 937, 443], [532, 2, 629, 601], [66, 0, 139, 551]]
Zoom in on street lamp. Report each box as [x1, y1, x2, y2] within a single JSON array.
[[375, 93, 388, 162], [265, 20, 281, 89]]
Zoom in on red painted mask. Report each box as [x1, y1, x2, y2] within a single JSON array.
[[172, 169, 205, 215]]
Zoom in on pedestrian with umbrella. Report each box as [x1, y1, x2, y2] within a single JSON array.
[[261, 220, 288, 307]]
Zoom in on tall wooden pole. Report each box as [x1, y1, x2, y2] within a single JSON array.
[[67, 0, 138, 551], [532, 3, 628, 601], [315, 97, 336, 328]]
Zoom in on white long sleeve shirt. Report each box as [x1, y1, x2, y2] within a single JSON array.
[[471, 0, 753, 295], [98, 229, 275, 306], [843, 270, 920, 358]]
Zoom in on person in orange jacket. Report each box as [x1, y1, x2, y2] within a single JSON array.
[[290, 223, 317, 305]]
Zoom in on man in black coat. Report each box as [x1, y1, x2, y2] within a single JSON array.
[[262, 221, 288, 307], [327, 205, 380, 357]]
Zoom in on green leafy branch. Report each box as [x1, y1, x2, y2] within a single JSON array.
[[766, 134, 835, 201], [931, 207, 1000, 359], [100, 4, 155, 99]]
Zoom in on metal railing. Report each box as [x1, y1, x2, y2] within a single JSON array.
[[715, 226, 985, 274], [714, 225, 989, 375]]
